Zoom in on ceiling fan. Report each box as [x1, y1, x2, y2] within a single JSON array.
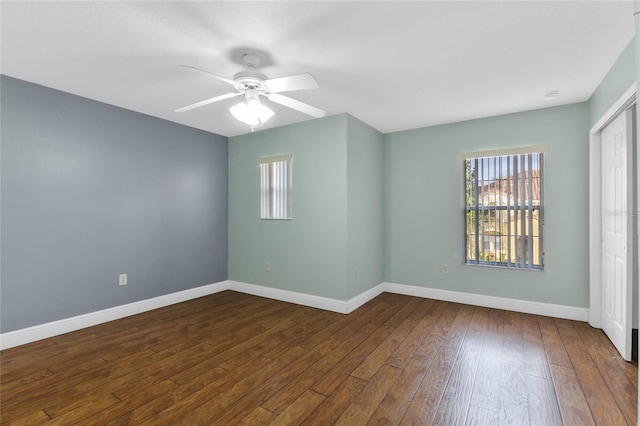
[[175, 53, 326, 130]]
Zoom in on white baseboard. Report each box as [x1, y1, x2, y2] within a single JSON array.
[[347, 283, 385, 312], [228, 281, 386, 314], [229, 280, 351, 313], [1, 279, 590, 350], [0, 280, 230, 350], [384, 282, 589, 322]]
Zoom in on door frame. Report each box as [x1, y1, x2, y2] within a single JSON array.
[[589, 82, 637, 329]]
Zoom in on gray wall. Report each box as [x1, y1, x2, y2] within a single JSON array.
[[1, 76, 228, 333]]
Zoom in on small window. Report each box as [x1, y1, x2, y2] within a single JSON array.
[[464, 149, 544, 269], [259, 154, 292, 220]]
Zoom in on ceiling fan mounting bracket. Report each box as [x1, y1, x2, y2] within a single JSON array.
[[241, 53, 260, 69]]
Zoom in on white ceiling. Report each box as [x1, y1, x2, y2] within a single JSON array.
[[1, 1, 635, 137]]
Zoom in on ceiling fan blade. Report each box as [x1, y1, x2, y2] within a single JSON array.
[[175, 92, 242, 113], [265, 73, 319, 93], [267, 93, 326, 118], [178, 65, 237, 87]]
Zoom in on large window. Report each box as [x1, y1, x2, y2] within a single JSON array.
[[260, 154, 292, 220], [464, 149, 544, 269]]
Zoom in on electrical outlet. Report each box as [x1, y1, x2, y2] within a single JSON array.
[[265, 262, 271, 272], [119, 273, 128, 286], [442, 264, 449, 274]]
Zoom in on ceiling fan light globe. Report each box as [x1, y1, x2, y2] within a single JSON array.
[[230, 99, 274, 126]]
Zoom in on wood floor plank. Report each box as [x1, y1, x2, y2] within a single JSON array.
[[259, 333, 367, 414], [537, 315, 572, 368], [1, 408, 51, 425], [400, 304, 475, 425], [267, 389, 326, 425], [399, 342, 460, 425], [578, 344, 637, 424], [106, 367, 236, 425], [574, 321, 639, 390], [568, 351, 628, 425], [555, 318, 589, 356], [465, 404, 500, 426], [385, 310, 438, 369], [351, 319, 416, 381], [169, 320, 299, 385], [359, 294, 414, 334], [433, 306, 488, 426], [215, 333, 363, 424], [80, 379, 178, 425], [148, 346, 308, 425], [367, 353, 434, 426], [334, 364, 401, 424], [368, 303, 459, 425], [298, 303, 375, 349], [46, 393, 121, 424], [1, 339, 91, 383], [465, 308, 504, 423], [526, 373, 563, 426], [105, 340, 202, 397], [1, 291, 637, 425], [521, 313, 553, 380], [0, 367, 55, 395], [383, 296, 423, 328], [559, 319, 637, 425], [301, 375, 368, 425], [2, 351, 145, 416], [182, 345, 311, 425], [235, 406, 277, 425], [498, 310, 530, 425], [310, 325, 394, 395], [404, 297, 436, 322], [1, 333, 102, 383], [549, 364, 596, 426]]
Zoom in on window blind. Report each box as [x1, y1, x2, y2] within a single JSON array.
[[464, 151, 544, 269], [259, 154, 292, 219]]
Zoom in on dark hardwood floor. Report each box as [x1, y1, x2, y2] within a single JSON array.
[[1, 290, 637, 425]]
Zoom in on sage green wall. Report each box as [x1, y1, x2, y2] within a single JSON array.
[[589, 37, 637, 127], [384, 103, 590, 307], [229, 115, 349, 299], [229, 113, 385, 301], [346, 115, 384, 298], [229, 29, 634, 307]]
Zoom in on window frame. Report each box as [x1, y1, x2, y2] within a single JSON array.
[[462, 147, 545, 270], [259, 154, 293, 220]]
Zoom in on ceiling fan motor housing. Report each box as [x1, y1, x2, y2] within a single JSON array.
[[233, 71, 268, 92]]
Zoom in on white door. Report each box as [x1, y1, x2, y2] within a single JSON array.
[[601, 110, 633, 361]]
